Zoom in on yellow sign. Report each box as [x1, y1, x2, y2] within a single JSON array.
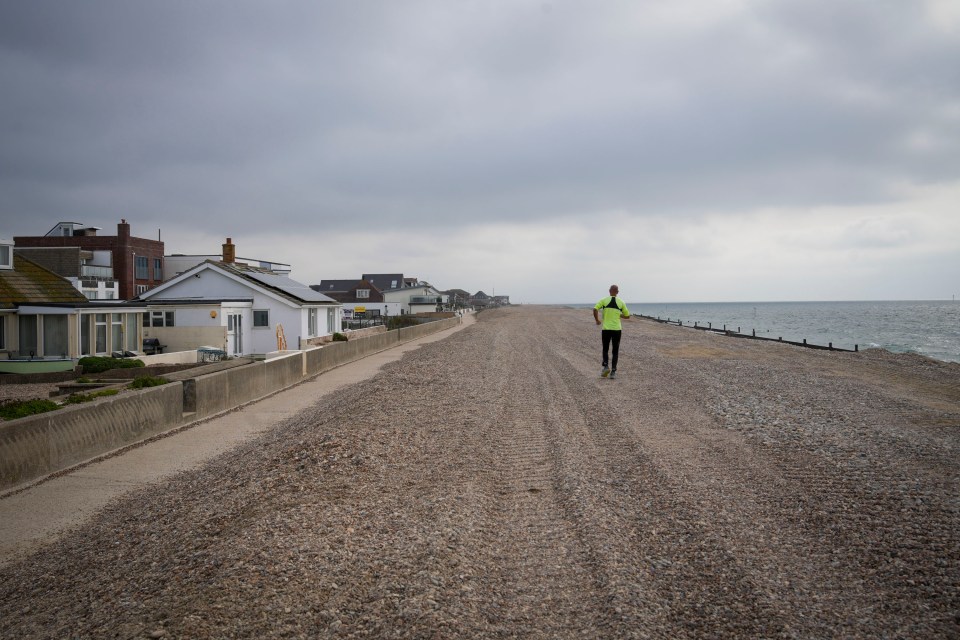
[[355, 306, 366, 313]]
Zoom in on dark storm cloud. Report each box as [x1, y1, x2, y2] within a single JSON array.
[[1, 0, 958, 237]]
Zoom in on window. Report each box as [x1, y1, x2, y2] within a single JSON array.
[[0, 244, 10, 269], [126, 314, 137, 351], [0, 316, 5, 349], [135, 256, 148, 279], [44, 315, 68, 357], [148, 311, 175, 327], [95, 314, 107, 354], [253, 310, 269, 328], [111, 313, 123, 352], [356, 289, 370, 299], [153, 258, 163, 281], [81, 315, 91, 356], [136, 284, 149, 295], [19, 315, 38, 356], [308, 308, 318, 336]]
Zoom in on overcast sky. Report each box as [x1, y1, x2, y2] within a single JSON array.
[[1, 1, 958, 303]]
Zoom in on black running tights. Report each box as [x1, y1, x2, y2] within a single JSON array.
[[601, 329, 622, 370]]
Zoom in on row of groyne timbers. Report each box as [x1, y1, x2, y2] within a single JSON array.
[[639, 315, 857, 353]]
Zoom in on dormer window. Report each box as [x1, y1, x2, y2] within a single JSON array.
[[356, 288, 370, 299], [0, 241, 12, 270]]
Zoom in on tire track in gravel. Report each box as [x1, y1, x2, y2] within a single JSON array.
[[469, 313, 616, 636], [540, 311, 802, 637]]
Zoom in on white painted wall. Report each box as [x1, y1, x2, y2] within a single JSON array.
[[143, 266, 340, 356]]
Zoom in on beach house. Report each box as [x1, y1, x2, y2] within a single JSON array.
[[0, 241, 146, 371], [137, 253, 341, 358]]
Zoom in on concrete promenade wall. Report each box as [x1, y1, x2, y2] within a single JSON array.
[[139, 351, 199, 366], [0, 318, 458, 491], [183, 352, 303, 419], [0, 383, 184, 490]]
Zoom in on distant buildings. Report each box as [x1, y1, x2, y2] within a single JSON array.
[[14, 220, 164, 300]]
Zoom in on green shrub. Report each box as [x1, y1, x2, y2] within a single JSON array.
[[332, 332, 348, 342], [387, 316, 420, 330], [128, 376, 170, 389], [78, 356, 144, 374], [76, 376, 92, 383], [0, 399, 60, 420], [65, 389, 119, 404]]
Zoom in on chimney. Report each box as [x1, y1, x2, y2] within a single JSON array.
[[222, 237, 236, 263], [117, 219, 130, 239]]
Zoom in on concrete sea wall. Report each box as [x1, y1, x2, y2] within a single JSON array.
[[0, 383, 184, 489], [0, 318, 460, 491]]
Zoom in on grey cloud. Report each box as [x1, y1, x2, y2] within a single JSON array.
[[1, 0, 958, 238]]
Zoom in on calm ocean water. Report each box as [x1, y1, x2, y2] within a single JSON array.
[[567, 301, 960, 364]]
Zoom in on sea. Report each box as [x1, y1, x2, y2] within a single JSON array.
[[568, 300, 960, 364]]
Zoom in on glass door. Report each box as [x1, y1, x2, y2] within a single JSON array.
[[227, 313, 243, 356]]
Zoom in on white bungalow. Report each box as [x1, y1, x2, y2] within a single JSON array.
[[138, 259, 341, 358]]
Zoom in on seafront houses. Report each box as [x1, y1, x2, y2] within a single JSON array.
[[0, 242, 146, 370], [14, 220, 165, 299], [316, 274, 449, 316], [470, 291, 492, 309], [361, 274, 411, 293], [311, 279, 401, 319], [137, 254, 341, 358], [383, 281, 448, 314], [442, 288, 472, 311]]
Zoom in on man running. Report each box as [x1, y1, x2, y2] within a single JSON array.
[[593, 284, 630, 379]]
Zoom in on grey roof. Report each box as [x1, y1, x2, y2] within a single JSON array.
[[314, 279, 361, 293], [362, 273, 404, 291]]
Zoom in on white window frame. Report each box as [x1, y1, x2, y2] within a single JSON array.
[[356, 289, 370, 299], [307, 308, 318, 337]]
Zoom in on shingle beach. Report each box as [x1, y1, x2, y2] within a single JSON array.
[[1, 306, 958, 638]]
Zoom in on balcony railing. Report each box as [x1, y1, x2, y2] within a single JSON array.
[[81, 265, 114, 279]]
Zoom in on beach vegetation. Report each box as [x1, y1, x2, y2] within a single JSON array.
[[128, 376, 170, 389], [79, 356, 145, 374], [65, 389, 120, 404], [0, 399, 60, 420]]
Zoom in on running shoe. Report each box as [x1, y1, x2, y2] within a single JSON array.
[[600, 367, 610, 378], [609, 370, 617, 379]]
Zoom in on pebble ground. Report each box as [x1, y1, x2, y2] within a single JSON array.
[[1, 306, 958, 638]]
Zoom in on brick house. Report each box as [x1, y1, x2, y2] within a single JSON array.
[[14, 220, 165, 300]]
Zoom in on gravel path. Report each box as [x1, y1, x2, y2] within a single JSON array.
[[1, 306, 958, 638]]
